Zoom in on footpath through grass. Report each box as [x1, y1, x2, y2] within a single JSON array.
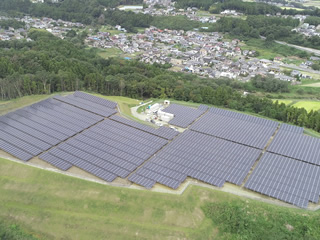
[[1, 158, 320, 239]]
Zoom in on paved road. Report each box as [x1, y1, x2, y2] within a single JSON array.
[[281, 63, 320, 75], [131, 100, 153, 121], [275, 40, 320, 56]]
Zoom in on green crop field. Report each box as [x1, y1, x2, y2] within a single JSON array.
[[1, 157, 320, 239], [272, 99, 320, 112], [293, 101, 320, 112]]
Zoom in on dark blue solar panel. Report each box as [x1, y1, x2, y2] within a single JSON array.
[[110, 115, 178, 140], [43, 118, 169, 181], [191, 107, 278, 149], [279, 123, 304, 134], [133, 130, 261, 189], [128, 173, 156, 189], [39, 152, 73, 171], [74, 91, 117, 109], [163, 104, 206, 128], [54, 94, 117, 117], [0, 97, 102, 161], [245, 152, 320, 208], [267, 131, 320, 165]]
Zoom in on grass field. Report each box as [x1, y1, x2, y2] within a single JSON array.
[[241, 39, 310, 60], [1, 157, 320, 239], [273, 99, 320, 112], [0, 157, 216, 239], [303, 0, 320, 8], [90, 93, 140, 115], [293, 101, 320, 112], [97, 47, 123, 58]]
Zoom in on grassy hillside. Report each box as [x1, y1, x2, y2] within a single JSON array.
[[1, 157, 320, 239]]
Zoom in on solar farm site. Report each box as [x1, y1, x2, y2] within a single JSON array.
[[1, 92, 320, 209]]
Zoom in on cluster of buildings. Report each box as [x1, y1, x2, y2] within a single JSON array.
[[2, 8, 318, 82], [293, 23, 320, 37], [85, 26, 315, 82], [0, 16, 84, 41]]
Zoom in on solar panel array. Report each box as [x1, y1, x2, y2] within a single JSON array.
[[39, 119, 168, 181], [110, 115, 178, 140], [267, 130, 320, 165], [0, 98, 103, 161], [74, 91, 117, 109], [1, 91, 319, 209], [129, 130, 261, 189], [198, 104, 209, 111], [190, 107, 279, 149], [54, 92, 117, 117], [163, 104, 206, 128], [279, 123, 304, 134], [245, 152, 320, 208]]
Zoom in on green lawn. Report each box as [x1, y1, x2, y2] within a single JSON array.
[[1, 157, 320, 239]]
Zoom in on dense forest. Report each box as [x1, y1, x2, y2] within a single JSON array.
[[0, 19, 25, 30], [0, 31, 320, 132], [210, 1, 281, 15], [209, 16, 320, 50]]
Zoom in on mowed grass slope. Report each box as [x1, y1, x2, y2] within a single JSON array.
[[0, 158, 215, 240], [0, 95, 53, 115], [1, 158, 320, 239]]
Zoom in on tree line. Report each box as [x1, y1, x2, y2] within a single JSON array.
[[0, 19, 25, 30], [0, 30, 319, 132], [208, 15, 320, 51]]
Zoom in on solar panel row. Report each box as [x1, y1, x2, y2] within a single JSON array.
[[245, 152, 320, 208], [129, 130, 261, 189], [54, 94, 117, 117], [40, 119, 168, 181], [74, 91, 117, 109], [191, 108, 278, 149], [198, 104, 209, 111], [208, 107, 278, 128], [0, 98, 102, 161], [163, 104, 206, 128], [128, 173, 156, 189], [279, 123, 304, 134], [40, 152, 73, 171], [110, 115, 178, 140], [267, 131, 320, 165]]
